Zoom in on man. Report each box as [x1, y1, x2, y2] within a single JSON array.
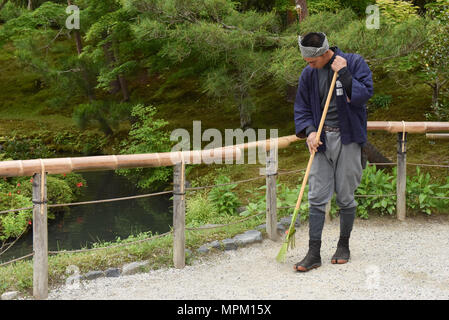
[[293, 32, 373, 272]]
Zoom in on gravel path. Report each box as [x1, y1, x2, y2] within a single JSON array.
[[48, 215, 449, 300]]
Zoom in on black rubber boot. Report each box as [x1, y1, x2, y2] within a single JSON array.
[[331, 236, 350, 264], [294, 240, 322, 272]]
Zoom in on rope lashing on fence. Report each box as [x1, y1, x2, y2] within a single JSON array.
[[48, 230, 174, 255], [1, 162, 447, 215], [0, 252, 34, 268], [0, 230, 175, 267], [0, 206, 295, 266], [402, 120, 406, 153], [407, 163, 449, 168], [39, 159, 45, 216], [0, 190, 175, 214], [0, 226, 30, 258]]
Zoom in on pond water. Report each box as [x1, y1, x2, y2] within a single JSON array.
[[0, 170, 173, 264]]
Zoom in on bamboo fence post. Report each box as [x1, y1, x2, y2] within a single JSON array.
[[397, 132, 407, 221], [173, 161, 186, 269], [32, 172, 48, 300], [265, 146, 278, 241]]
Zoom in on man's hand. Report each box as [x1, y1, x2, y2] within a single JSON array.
[[306, 132, 322, 154], [331, 55, 347, 73]]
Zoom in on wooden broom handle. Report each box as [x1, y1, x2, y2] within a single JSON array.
[[294, 71, 338, 212]]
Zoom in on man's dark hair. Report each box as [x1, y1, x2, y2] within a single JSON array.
[[301, 32, 325, 47]]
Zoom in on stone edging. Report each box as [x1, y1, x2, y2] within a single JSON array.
[[1, 215, 300, 300]]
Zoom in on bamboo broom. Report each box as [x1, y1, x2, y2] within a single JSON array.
[[276, 70, 338, 263]]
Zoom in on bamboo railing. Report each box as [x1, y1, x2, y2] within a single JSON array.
[[1, 121, 449, 300], [1, 122, 449, 177]]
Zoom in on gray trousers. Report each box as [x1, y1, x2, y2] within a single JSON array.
[[307, 131, 363, 240]]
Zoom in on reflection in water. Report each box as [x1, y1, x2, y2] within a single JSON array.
[[0, 171, 173, 263]]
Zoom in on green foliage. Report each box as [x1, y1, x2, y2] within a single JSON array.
[[116, 104, 172, 190], [233, 0, 275, 12], [414, 0, 449, 119], [356, 164, 396, 219], [307, 0, 374, 16], [299, 8, 358, 37], [308, 0, 345, 14], [73, 101, 130, 135], [0, 1, 26, 22], [236, 164, 448, 221], [185, 191, 220, 227], [425, 98, 449, 121], [208, 175, 241, 216], [367, 93, 393, 113], [0, 192, 32, 241], [340, 0, 376, 16], [239, 181, 313, 220], [376, 0, 420, 24], [356, 164, 449, 218], [239, 184, 266, 217], [0, 172, 86, 241], [406, 167, 449, 215], [2, 136, 55, 160], [130, 0, 280, 127]]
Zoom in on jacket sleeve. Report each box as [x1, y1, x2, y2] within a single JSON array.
[[349, 55, 374, 107], [294, 70, 315, 138]]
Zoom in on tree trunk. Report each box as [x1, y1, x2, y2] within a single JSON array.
[[102, 37, 130, 102], [431, 79, 440, 106], [239, 104, 252, 130], [117, 73, 130, 102], [113, 45, 130, 102], [235, 91, 252, 130], [102, 41, 121, 95], [295, 0, 308, 22], [67, 0, 96, 102], [27, 0, 32, 10]]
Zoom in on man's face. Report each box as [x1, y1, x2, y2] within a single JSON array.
[[304, 55, 328, 69]]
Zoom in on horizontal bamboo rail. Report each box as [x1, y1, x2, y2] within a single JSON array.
[[368, 121, 449, 133], [426, 133, 449, 140], [0, 136, 295, 177], [0, 146, 241, 178], [1, 122, 448, 178]]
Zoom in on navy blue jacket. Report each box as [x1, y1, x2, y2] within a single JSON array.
[[294, 47, 373, 152]]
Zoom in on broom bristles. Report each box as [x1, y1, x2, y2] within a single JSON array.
[[276, 227, 296, 263], [276, 241, 288, 263]]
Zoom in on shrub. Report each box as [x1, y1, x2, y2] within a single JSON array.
[[208, 175, 241, 216], [299, 8, 357, 35], [406, 167, 449, 215], [0, 193, 32, 241], [0, 2, 26, 23], [3, 137, 55, 160], [308, 0, 345, 15], [356, 164, 396, 219], [367, 93, 393, 113], [0, 172, 86, 241], [376, 0, 419, 24], [116, 104, 172, 190], [185, 191, 219, 227]]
